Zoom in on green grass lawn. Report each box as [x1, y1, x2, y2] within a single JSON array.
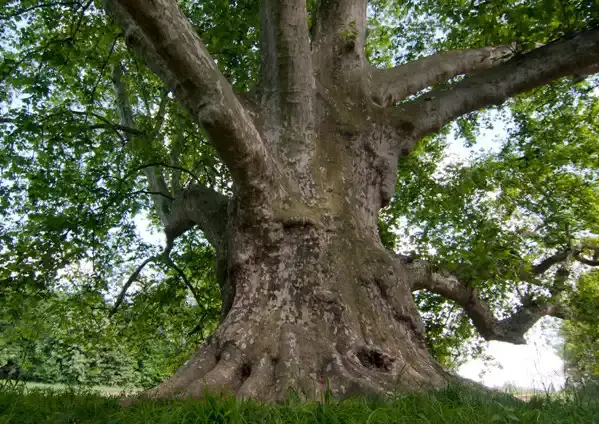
[[0, 380, 140, 397], [1, 382, 598, 423]]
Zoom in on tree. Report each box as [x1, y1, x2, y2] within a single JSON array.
[[562, 270, 599, 387], [0, 255, 220, 388], [1, 0, 599, 401]]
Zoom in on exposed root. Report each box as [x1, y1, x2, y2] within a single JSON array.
[[236, 356, 275, 399], [118, 255, 451, 405], [120, 336, 449, 406], [325, 351, 388, 398], [185, 343, 244, 397]]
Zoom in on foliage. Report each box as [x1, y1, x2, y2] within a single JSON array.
[[368, 0, 599, 66], [2, 383, 599, 424], [0, 1, 226, 386], [0, 240, 221, 387], [561, 270, 599, 386]]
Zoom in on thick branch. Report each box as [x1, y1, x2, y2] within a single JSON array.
[[573, 62, 599, 83], [170, 107, 186, 195], [102, 0, 276, 196], [530, 248, 572, 275], [402, 257, 567, 344], [165, 184, 230, 249], [258, 0, 279, 101], [394, 28, 599, 144], [520, 245, 599, 278], [370, 45, 515, 106], [527, 244, 599, 270], [575, 250, 599, 266], [259, 0, 313, 137], [312, 0, 367, 77], [151, 90, 170, 137]]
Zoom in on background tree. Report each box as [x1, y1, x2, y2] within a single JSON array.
[[0, 238, 220, 387], [561, 269, 599, 389], [1, 0, 599, 401]]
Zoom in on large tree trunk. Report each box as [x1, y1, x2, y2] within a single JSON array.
[[149, 197, 448, 400], [134, 72, 454, 401]]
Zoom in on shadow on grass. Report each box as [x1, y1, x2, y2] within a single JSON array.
[[1, 382, 598, 423]]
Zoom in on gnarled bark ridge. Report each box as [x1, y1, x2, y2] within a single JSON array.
[[101, 0, 599, 402]]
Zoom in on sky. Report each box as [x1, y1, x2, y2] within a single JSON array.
[[458, 319, 565, 391]]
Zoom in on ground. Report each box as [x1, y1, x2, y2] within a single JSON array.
[[1, 381, 599, 423]]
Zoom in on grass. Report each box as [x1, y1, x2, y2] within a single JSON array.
[[0, 380, 139, 396], [1, 382, 598, 424]]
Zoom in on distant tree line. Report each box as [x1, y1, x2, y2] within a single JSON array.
[[0, 243, 221, 388]]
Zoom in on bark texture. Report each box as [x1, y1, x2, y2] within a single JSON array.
[[101, 0, 599, 402]]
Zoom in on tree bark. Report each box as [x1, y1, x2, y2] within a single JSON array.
[[103, 0, 599, 403], [102, 0, 279, 208], [369, 45, 516, 106], [143, 213, 449, 401]]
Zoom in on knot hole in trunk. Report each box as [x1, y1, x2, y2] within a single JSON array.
[[240, 362, 252, 382], [357, 347, 395, 372]]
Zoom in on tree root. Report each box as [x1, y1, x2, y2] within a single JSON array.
[[119, 333, 449, 406], [236, 356, 275, 399]]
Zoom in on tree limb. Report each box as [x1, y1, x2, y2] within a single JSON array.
[[527, 244, 599, 269], [187, 310, 210, 338], [110, 255, 155, 316], [401, 256, 569, 344], [108, 161, 229, 246], [312, 0, 367, 78], [152, 90, 170, 137], [512, 245, 599, 280], [125, 162, 202, 186], [530, 248, 573, 275], [71, 110, 139, 143], [573, 62, 599, 83], [574, 249, 599, 266], [163, 255, 202, 307], [258, 0, 313, 137], [393, 28, 599, 145], [170, 107, 186, 195], [87, 123, 145, 136], [101, 0, 276, 196], [165, 184, 230, 249], [110, 242, 206, 316], [370, 45, 515, 106], [126, 190, 174, 200]]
